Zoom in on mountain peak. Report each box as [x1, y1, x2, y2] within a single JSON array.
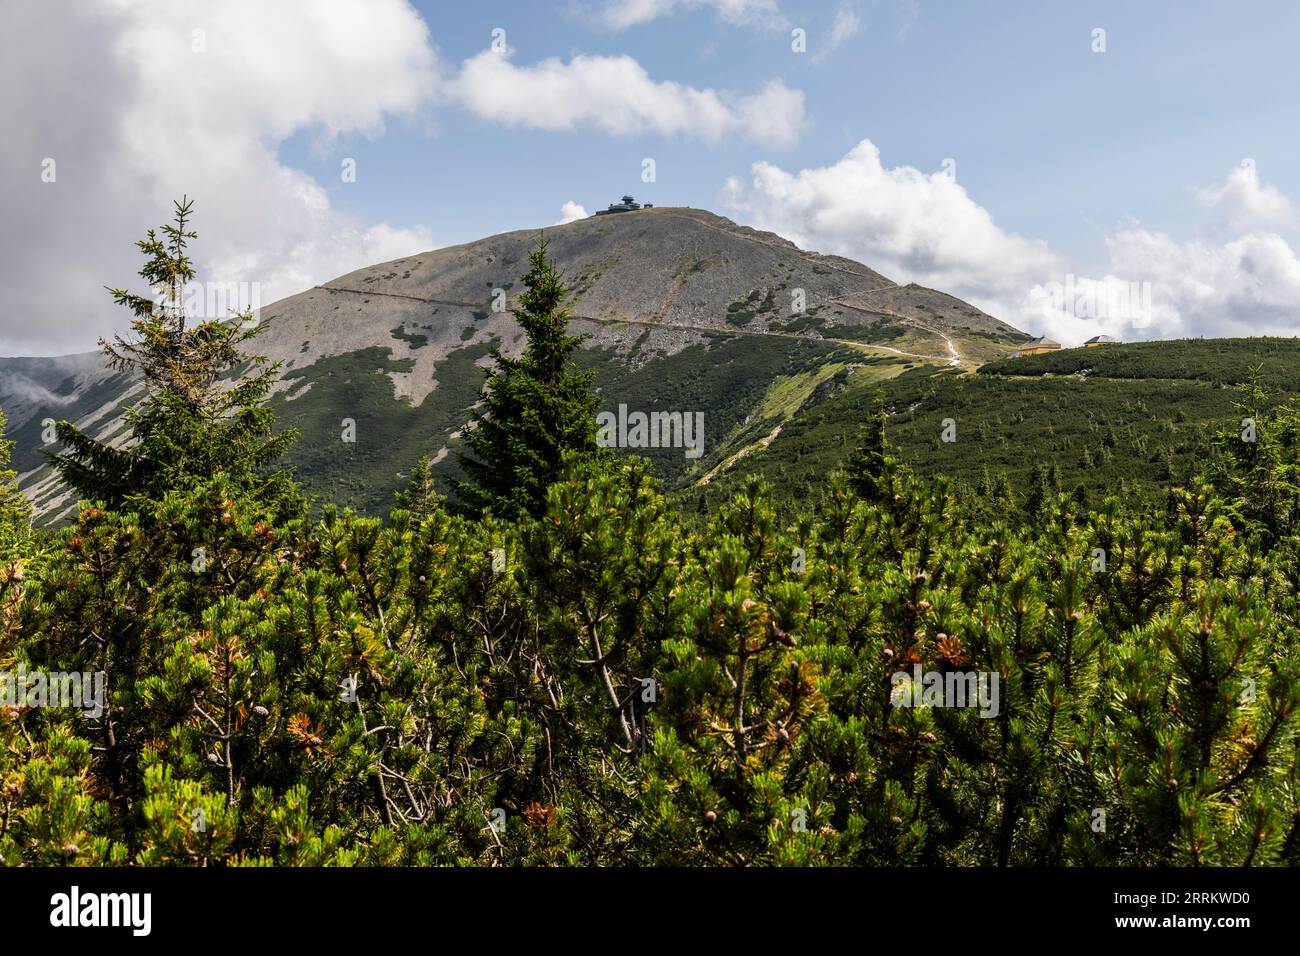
[[4, 210, 1024, 521]]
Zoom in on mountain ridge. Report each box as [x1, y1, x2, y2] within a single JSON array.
[[1, 206, 1026, 520]]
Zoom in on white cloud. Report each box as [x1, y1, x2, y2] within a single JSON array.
[[0, 0, 439, 355], [448, 51, 805, 146], [734, 81, 808, 148], [2, 2, 814, 354], [557, 201, 590, 224], [598, 0, 786, 30], [1194, 161, 1294, 234], [1022, 230, 1300, 342], [813, 6, 861, 62], [724, 143, 1300, 344], [895, 0, 920, 41], [1020, 272, 1176, 345], [1111, 229, 1300, 336], [723, 140, 1060, 311]]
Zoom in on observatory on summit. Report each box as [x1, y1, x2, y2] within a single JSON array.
[[595, 195, 654, 215]]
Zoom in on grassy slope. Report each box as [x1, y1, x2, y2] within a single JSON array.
[[579, 333, 862, 487]]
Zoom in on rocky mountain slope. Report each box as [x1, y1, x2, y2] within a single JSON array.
[[1, 206, 1026, 520]]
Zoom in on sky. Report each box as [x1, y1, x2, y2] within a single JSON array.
[[2, 0, 1299, 355]]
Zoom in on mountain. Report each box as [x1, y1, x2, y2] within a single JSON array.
[[2, 206, 1027, 521]]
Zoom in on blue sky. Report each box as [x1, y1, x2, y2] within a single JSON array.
[[298, 0, 1300, 269], [4, 0, 1300, 354]]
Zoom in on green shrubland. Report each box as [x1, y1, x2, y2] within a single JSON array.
[[3, 206, 1299, 866]]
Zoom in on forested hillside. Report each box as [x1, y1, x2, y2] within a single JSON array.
[[697, 337, 1300, 516]]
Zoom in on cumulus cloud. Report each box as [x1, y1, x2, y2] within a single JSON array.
[[1022, 164, 1300, 342], [1194, 161, 1294, 234], [557, 201, 590, 224], [448, 51, 805, 147], [1021, 230, 1300, 343], [0, 0, 439, 356], [723, 140, 1060, 311], [1114, 229, 1300, 336], [598, 0, 786, 30], [732, 80, 808, 148], [724, 143, 1300, 343], [3, 2, 813, 354], [1019, 271, 1175, 345]]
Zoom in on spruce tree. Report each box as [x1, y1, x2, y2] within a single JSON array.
[[394, 454, 439, 521], [49, 197, 300, 518], [1024, 461, 1053, 523], [847, 395, 897, 502], [452, 235, 601, 520]]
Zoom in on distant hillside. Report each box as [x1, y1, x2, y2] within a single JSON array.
[[695, 337, 1300, 513], [979, 337, 1300, 390], [2, 206, 1022, 521]]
